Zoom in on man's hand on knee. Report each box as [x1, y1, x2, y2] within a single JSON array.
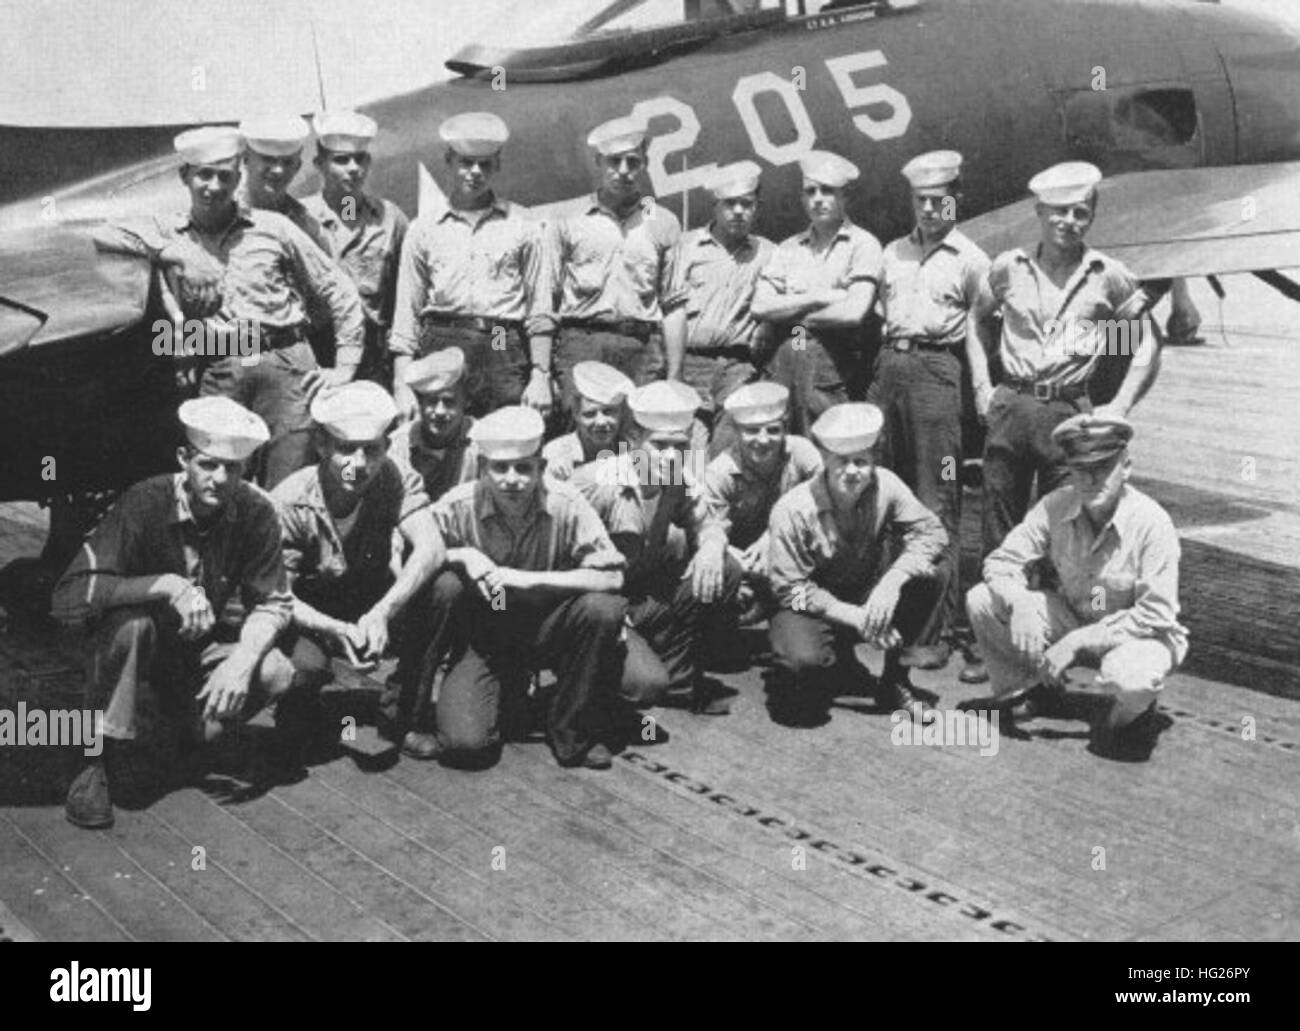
[[1039, 628, 1089, 688], [197, 658, 252, 721], [1009, 602, 1048, 665]]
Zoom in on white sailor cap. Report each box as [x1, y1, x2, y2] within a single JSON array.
[[1029, 161, 1102, 206], [313, 110, 377, 153], [439, 111, 509, 158], [470, 405, 546, 461], [587, 116, 648, 156], [310, 381, 398, 442], [710, 160, 762, 201], [174, 126, 241, 165], [178, 397, 268, 462], [901, 150, 963, 190], [811, 403, 884, 456], [723, 382, 789, 427], [628, 380, 700, 437], [239, 114, 310, 157], [571, 361, 634, 406], [799, 150, 859, 189], [403, 348, 467, 395]]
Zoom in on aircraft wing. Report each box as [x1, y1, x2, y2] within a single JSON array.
[[962, 162, 1300, 280], [0, 222, 151, 359]]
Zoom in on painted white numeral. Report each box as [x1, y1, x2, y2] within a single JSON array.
[[824, 51, 912, 141], [632, 96, 718, 199], [732, 71, 818, 167]]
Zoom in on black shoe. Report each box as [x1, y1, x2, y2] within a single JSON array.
[[65, 761, 114, 829], [1022, 683, 1068, 719], [691, 678, 732, 716], [901, 641, 952, 670], [1090, 704, 1164, 762], [877, 676, 927, 713], [400, 731, 442, 761]]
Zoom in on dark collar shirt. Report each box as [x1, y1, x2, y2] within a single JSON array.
[[698, 434, 823, 552], [51, 473, 291, 637]]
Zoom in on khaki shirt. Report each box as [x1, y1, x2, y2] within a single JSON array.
[[93, 205, 365, 366], [983, 483, 1188, 662], [662, 225, 775, 350], [431, 479, 625, 573], [274, 460, 429, 591], [759, 220, 883, 313], [768, 468, 946, 614], [389, 196, 551, 356], [880, 227, 989, 345], [546, 195, 681, 325], [983, 246, 1144, 388], [51, 473, 292, 637], [302, 192, 409, 331], [698, 435, 823, 552]]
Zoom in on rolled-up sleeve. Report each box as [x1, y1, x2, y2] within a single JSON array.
[[696, 459, 736, 551], [91, 214, 174, 261], [845, 232, 883, 286]]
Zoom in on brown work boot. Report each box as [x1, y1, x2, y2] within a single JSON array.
[[65, 760, 114, 830]]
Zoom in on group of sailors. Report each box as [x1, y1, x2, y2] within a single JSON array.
[[54, 105, 1188, 829]]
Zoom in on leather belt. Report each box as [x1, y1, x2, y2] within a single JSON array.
[[421, 314, 522, 333], [888, 336, 954, 353], [258, 324, 308, 350], [1002, 377, 1089, 402], [562, 318, 655, 342]]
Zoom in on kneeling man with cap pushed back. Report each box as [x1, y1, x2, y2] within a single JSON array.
[[964, 414, 1186, 760], [273, 382, 447, 754], [416, 406, 629, 770], [767, 403, 947, 723], [388, 347, 480, 506], [53, 398, 299, 830]]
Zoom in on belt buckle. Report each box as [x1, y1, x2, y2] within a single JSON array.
[[1032, 381, 1053, 402], [894, 338, 912, 353]]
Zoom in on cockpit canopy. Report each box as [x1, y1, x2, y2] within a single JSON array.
[[446, 1, 909, 82]]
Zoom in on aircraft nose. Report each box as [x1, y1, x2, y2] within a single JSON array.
[[1213, 15, 1300, 162]]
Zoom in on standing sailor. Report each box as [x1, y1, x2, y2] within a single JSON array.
[[545, 115, 681, 401], [303, 110, 410, 384], [238, 114, 330, 252], [869, 150, 990, 671], [93, 125, 365, 488], [752, 150, 883, 436], [389, 112, 554, 420], [662, 160, 775, 457]]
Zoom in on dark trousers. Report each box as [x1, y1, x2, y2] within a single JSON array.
[[867, 346, 963, 641], [556, 326, 663, 405], [199, 341, 317, 489], [285, 571, 443, 734], [981, 385, 1091, 555], [417, 321, 528, 417], [768, 328, 872, 438], [681, 349, 755, 459], [427, 570, 627, 766], [769, 576, 942, 695], [86, 605, 302, 745], [621, 557, 742, 706]]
